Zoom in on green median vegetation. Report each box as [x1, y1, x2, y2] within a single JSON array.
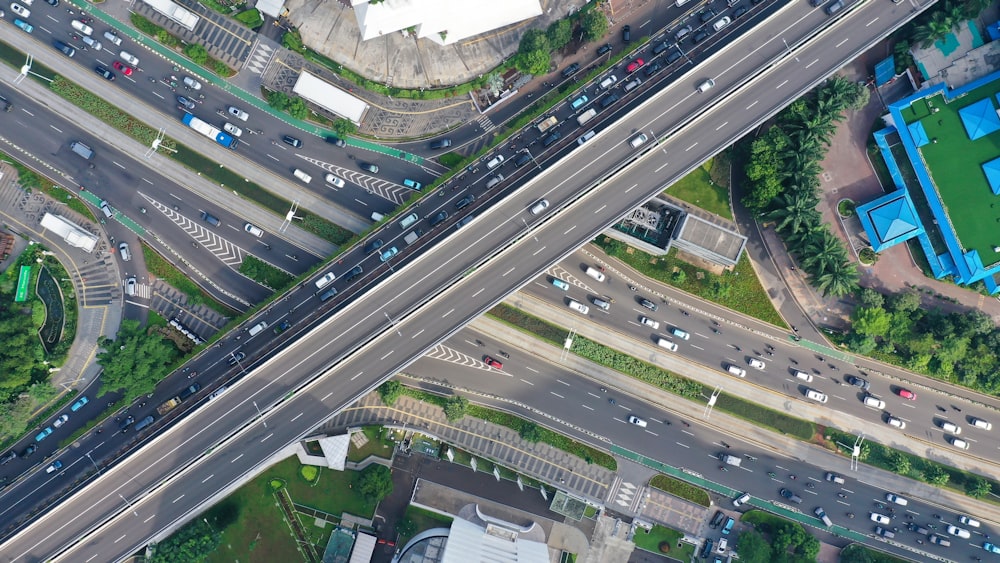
[[648, 474, 711, 506], [238, 256, 294, 291], [141, 243, 235, 315]]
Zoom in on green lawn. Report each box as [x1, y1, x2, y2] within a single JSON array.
[[665, 158, 734, 220], [347, 425, 396, 462], [399, 505, 453, 546], [648, 474, 711, 506], [632, 525, 693, 562], [900, 89, 1000, 262]]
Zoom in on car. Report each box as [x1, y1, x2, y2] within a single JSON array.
[[946, 525, 971, 539], [627, 415, 647, 427], [360, 162, 379, 174], [675, 25, 693, 41], [939, 420, 961, 434], [119, 50, 139, 66], [644, 62, 663, 77], [455, 194, 476, 210], [182, 76, 202, 90], [950, 435, 970, 449], [118, 415, 135, 430], [971, 417, 992, 430], [626, 58, 645, 73], [228, 351, 246, 365], [118, 242, 132, 262], [111, 61, 134, 76], [863, 395, 885, 409], [103, 30, 123, 45], [177, 96, 196, 110], [10, 3, 29, 17], [379, 247, 399, 262], [732, 492, 751, 507], [721, 516, 735, 534], [21, 443, 36, 457], [429, 211, 448, 227], [403, 178, 423, 190], [314, 271, 336, 288], [870, 513, 890, 525], [709, 510, 726, 529], [363, 238, 384, 255], [596, 43, 612, 55], [886, 415, 906, 429], [70, 396, 89, 412], [640, 298, 658, 311], [984, 542, 1000, 554], [45, 0, 58, 4], [779, 488, 803, 504], [530, 199, 549, 215], [568, 300, 589, 314], [571, 95, 589, 109], [671, 328, 690, 340], [712, 16, 732, 31], [53, 40, 74, 57], [697, 78, 715, 92], [125, 277, 137, 296], [13, 18, 32, 33], [429, 138, 452, 149], [325, 173, 345, 188], [622, 24, 631, 42], [484, 356, 503, 369], [282, 135, 302, 148], [46, 460, 63, 473], [748, 358, 765, 369], [227, 106, 249, 121], [273, 320, 291, 334], [326, 136, 347, 147], [845, 375, 870, 390], [960, 515, 982, 528], [223, 122, 243, 137], [805, 388, 828, 403], [577, 130, 596, 146], [693, 30, 709, 43], [630, 133, 648, 149], [793, 370, 813, 382], [640, 316, 659, 330], [551, 278, 570, 290], [1, 450, 17, 465], [244, 223, 264, 237], [824, 472, 845, 484], [733, 5, 748, 17], [344, 265, 364, 283], [896, 388, 916, 400], [35, 427, 53, 442], [727, 364, 747, 378], [700, 8, 716, 22], [71, 19, 94, 35], [81, 35, 101, 50], [885, 493, 908, 506], [94, 66, 115, 80]]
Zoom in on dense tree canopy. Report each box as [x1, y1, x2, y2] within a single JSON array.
[[357, 464, 393, 503], [97, 319, 179, 401]]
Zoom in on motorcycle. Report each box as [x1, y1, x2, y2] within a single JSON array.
[[628, 285, 637, 292], [719, 466, 728, 472], [788, 474, 796, 480], [767, 471, 776, 478], [805, 482, 815, 489], [847, 512, 855, 518], [837, 493, 847, 499]]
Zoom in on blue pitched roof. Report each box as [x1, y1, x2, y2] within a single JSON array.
[[959, 98, 1000, 140]]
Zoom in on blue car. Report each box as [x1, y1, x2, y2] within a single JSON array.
[[46, 460, 63, 473], [14, 19, 33, 33], [985, 542, 1000, 555], [379, 247, 398, 262], [70, 396, 89, 412], [570, 95, 589, 110], [35, 427, 53, 442], [721, 517, 735, 535]]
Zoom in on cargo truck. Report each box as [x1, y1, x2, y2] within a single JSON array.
[[537, 116, 558, 133], [576, 108, 597, 127]]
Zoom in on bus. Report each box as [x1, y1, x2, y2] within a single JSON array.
[[181, 113, 238, 149]]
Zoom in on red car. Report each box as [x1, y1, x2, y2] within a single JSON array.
[[626, 58, 645, 73], [113, 61, 133, 76], [897, 388, 916, 400], [483, 356, 503, 370]]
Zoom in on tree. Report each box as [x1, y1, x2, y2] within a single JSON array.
[[857, 288, 885, 309], [443, 395, 469, 421], [266, 90, 290, 111], [378, 380, 403, 405], [966, 476, 993, 498], [546, 19, 573, 51], [671, 269, 687, 284], [887, 451, 911, 474], [519, 422, 542, 442], [731, 531, 770, 563], [852, 306, 892, 338], [332, 118, 357, 138], [923, 464, 950, 486], [814, 261, 859, 297], [97, 320, 179, 401], [287, 98, 309, 120], [149, 519, 220, 563], [580, 9, 609, 42], [515, 29, 551, 76], [888, 288, 921, 314], [802, 230, 845, 274], [184, 44, 209, 64], [766, 191, 820, 235], [357, 464, 393, 502]]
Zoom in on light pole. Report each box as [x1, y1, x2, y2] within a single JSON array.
[[86, 451, 101, 475], [252, 401, 267, 428], [384, 312, 402, 337], [119, 493, 138, 517]]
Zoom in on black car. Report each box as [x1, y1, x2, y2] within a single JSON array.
[[542, 131, 562, 147], [228, 352, 246, 366], [709, 510, 726, 528], [622, 25, 631, 42], [693, 30, 710, 43], [52, 40, 76, 57], [596, 44, 612, 55], [644, 62, 663, 77], [640, 298, 658, 311], [651, 41, 670, 55], [344, 265, 364, 283], [21, 444, 36, 458], [845, 375, 870, 390], [666, 50, 683, 64], [119, 415, 135, 431], [455, 194, 476, 210], [514, 152, 532, 167], [178, 382, 201, 400], [363, 239, 384, 255], [0, 450, 16, 465], [45, 0, 58, 4], [273, 320, 291, 334], [733, 5, 748, 17], [429, 138, 452, 149], [325, 136, 347, 147], [282, 135, 302, 148], [429, 211, 449, 227], [600, 94, 620, 109], [94, 65, 115, 81], [359, 162, 379, 174], [177, 96, 196, 110], [700, 9, 716, 22], [561, 63, 580, 78]]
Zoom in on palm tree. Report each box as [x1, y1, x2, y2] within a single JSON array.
[[913, 11, 960, 48], [802, 229, 846, 274], [814, 261, 860, 297], [785, 223, 825, 257], [766, 191, 821, 235]]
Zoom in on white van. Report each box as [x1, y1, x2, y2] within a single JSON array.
[[793, 370, 813, 382], [568, 300, 589, 314], [657, 338, 678, 351], [599, 75, 618, 89], [486, 154, 504, 169], [577, 130, 596, 146], [958, 515, 981, 528], [591, 297, 611, 310], [398, 213, 419, 229], [726, 364, 747, 378], [293, 169, 312, 183], [627, 415, 648, 427], [370, 211, 385, 222], [71, 20, 94, 36], [971, 417, 992, 430], [100, 200, 113, 218], [248, 321, 268, 336], [885, 493, 908, 506], [585, 267, 606, 282]]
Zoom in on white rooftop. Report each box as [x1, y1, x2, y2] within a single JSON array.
[[438, 516, 549, 563], [40, 213, 97, 253], [292, 71, 370, 124], [351, 0, 542, 46]]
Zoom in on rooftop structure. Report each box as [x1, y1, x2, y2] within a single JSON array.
[[39, 213, 97, 253], [351, 0, 542, 46]]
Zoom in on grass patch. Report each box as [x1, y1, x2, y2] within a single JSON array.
[[840, 543, 909, 562], [347, 426, 396, 462], [595, 238, 786, 327], [238, 255, 294, 290], [648, 474, 711, 507], [666, 158, 733, 220], [632, 525, 692, 561], [400, 387, 616, 471], [713, 392, 814, 440], [141, 242, 235, 316], [399, 505, 453, 547], [583, 505, 598, 518]]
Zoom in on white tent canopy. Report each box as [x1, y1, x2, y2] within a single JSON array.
[[292, 72, 370, 124]]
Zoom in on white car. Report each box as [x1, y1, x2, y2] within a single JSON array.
[[119, 50, 139, 66], [223, 122, 243, 137], [747, 358, 765, 370], [10, 3, 29, 17], [228, 106, 249, 121], [946, 525, 971, 539], [52, 414, 69, 428], [950, 436, 969, 449], [726, 364, 747, 378], [71, 19, 93, 35], [940, 420, 961, 435], [125, 277, 137, 296], [886, 416, 906, 429], [971, 417, 992, 430], [870, 513, 890, 525], [793, 370, 813, 382], [958, 515, 981, 528], [325, 173, 345, 188], [568, 300, 589, 314], [732, 492, 750, 507], [805, 389, 828, 403], [314, 271, 336, 289], [529, 199, 549, 215], [103, 30, 123, 46], [629, 133, 648, 149], [885, 493, 908, 506], [639, 316, 659, 330], [863, 395, 885, 409], [182, 76, 202, 90], [243, 223, 264, 237]]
